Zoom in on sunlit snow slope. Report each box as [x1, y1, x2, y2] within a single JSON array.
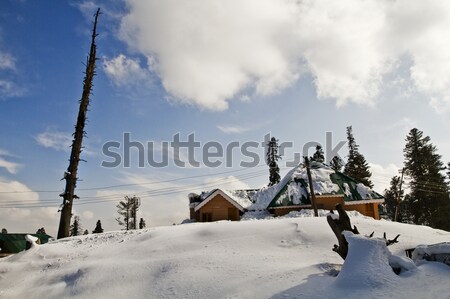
[[0, 215, 449, 299]]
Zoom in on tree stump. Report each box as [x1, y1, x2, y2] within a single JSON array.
[[327, 204, 360, 259]]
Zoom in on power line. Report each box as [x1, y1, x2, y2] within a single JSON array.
[[0, 163, 269, 194], [0, 167, 272, 209]]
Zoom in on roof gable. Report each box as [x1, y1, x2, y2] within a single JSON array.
[[194, 189, 246, 212]]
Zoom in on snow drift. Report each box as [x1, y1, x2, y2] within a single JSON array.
[[0, 215, 449, 299]]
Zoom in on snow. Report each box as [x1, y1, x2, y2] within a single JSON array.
[[0, 215, 449, 299], [356, 183, 374, 199], [336, 232, 400, 288], [412, 242, 450, 265], [25, 235, 38, 246], [221, 189, 253, 209]]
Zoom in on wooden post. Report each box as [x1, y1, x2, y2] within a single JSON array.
[[304, 156, 318, 217], [57, 8, 100, 239]]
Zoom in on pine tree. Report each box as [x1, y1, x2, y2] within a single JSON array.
[[330, 156, 344, 172], [69, 216, 82, 236], [311, 145, 325, 163], [447, 162, 450, 181], [36, 227, 46, 234], [92, 220, 104, 234], [139, 218, 146, 229], [383, 176, 404, 221], [116, 196, 141, 230], [403, 128, 449, 230], [1, 228, 7, 234], [83, 229, 89, 235], [266, 137, 282, 186], [343, 126, 373, 188]]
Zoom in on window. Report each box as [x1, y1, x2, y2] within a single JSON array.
[[203, 213, 212, 222]]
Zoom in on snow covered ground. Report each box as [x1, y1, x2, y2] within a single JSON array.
[[0, 214, 449, 299]]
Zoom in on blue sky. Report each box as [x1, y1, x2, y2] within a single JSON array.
[[1, 0, 450, 236]]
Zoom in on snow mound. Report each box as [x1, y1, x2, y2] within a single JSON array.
[[336, 232, 400, 288]]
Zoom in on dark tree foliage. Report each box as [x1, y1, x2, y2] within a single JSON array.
[[311, 145, 325, 163], [447, 162, 450, 181], [1, 228, 7, 234], [383, 176, 404, 221], [83, 229, 89, 235], [343, 126, 373, 188], [116, 196, 141, 230], [139, 218, 146, 229], [266, 137, 282, 186], [330, 155, 344, 172], [403, 128, 450, 230], [70, 216, 83, 237], [92, 220, 104, 234], [36, 227, 46, 234]]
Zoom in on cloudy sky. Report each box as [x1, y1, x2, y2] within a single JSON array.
[[1, 0, 450, 236]]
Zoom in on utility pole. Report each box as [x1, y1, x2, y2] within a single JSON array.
[[304, 157, 319, 217], [57, 8, 100, 239], [394, 168, 405, 222]]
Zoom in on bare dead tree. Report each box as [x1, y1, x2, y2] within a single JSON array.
[[57, 8, 100, 239], [327, 204, 400, 259]]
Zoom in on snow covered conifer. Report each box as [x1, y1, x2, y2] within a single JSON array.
[[92, 220, 104, 234], [343, 126, 373, 188], [266, 137, 282, 186], [36, 227, 46, 234], [70, 216, 82, 236], [139, 218, 146, 229], [330, 156, 344, 172], [311, 145, 325, 163], [403, 128, 449, 230]]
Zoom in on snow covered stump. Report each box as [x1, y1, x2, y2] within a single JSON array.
[[335, 232, 415, 288]]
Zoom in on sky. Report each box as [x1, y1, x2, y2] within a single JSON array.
[[1, 0, 450, 237]]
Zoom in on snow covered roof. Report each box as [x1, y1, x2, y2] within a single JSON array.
[[254, 162, 384, 209], [194, 189, 253, 212], [192, 162, 383, 212]]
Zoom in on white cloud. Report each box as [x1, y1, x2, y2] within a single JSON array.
[[0, 158, 20, 174], [0, 179, 39, 203], [204, 175, 250, 191], [217, 125, 250, 134], [369, 163, 400, 193], [0, 80, 24, 99], [0, 149, 20, 174], [35, 131, 72, 151], [119, 0, 301, 111], [116, 0, 450, 111], [0, 178, 58, 235], [103, 54, 150, 87], [0, 52, 16, 70], [81, 210, 94, 220]]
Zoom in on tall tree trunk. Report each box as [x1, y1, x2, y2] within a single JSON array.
[[57, 9, 100, 239]]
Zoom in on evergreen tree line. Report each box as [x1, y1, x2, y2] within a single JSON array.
[[267, 125, 373, 188], [267, 127, 450, 231], [384, 128, 450, 231]]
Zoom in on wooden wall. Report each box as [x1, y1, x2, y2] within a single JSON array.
[[198, 194, 240, 222]]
